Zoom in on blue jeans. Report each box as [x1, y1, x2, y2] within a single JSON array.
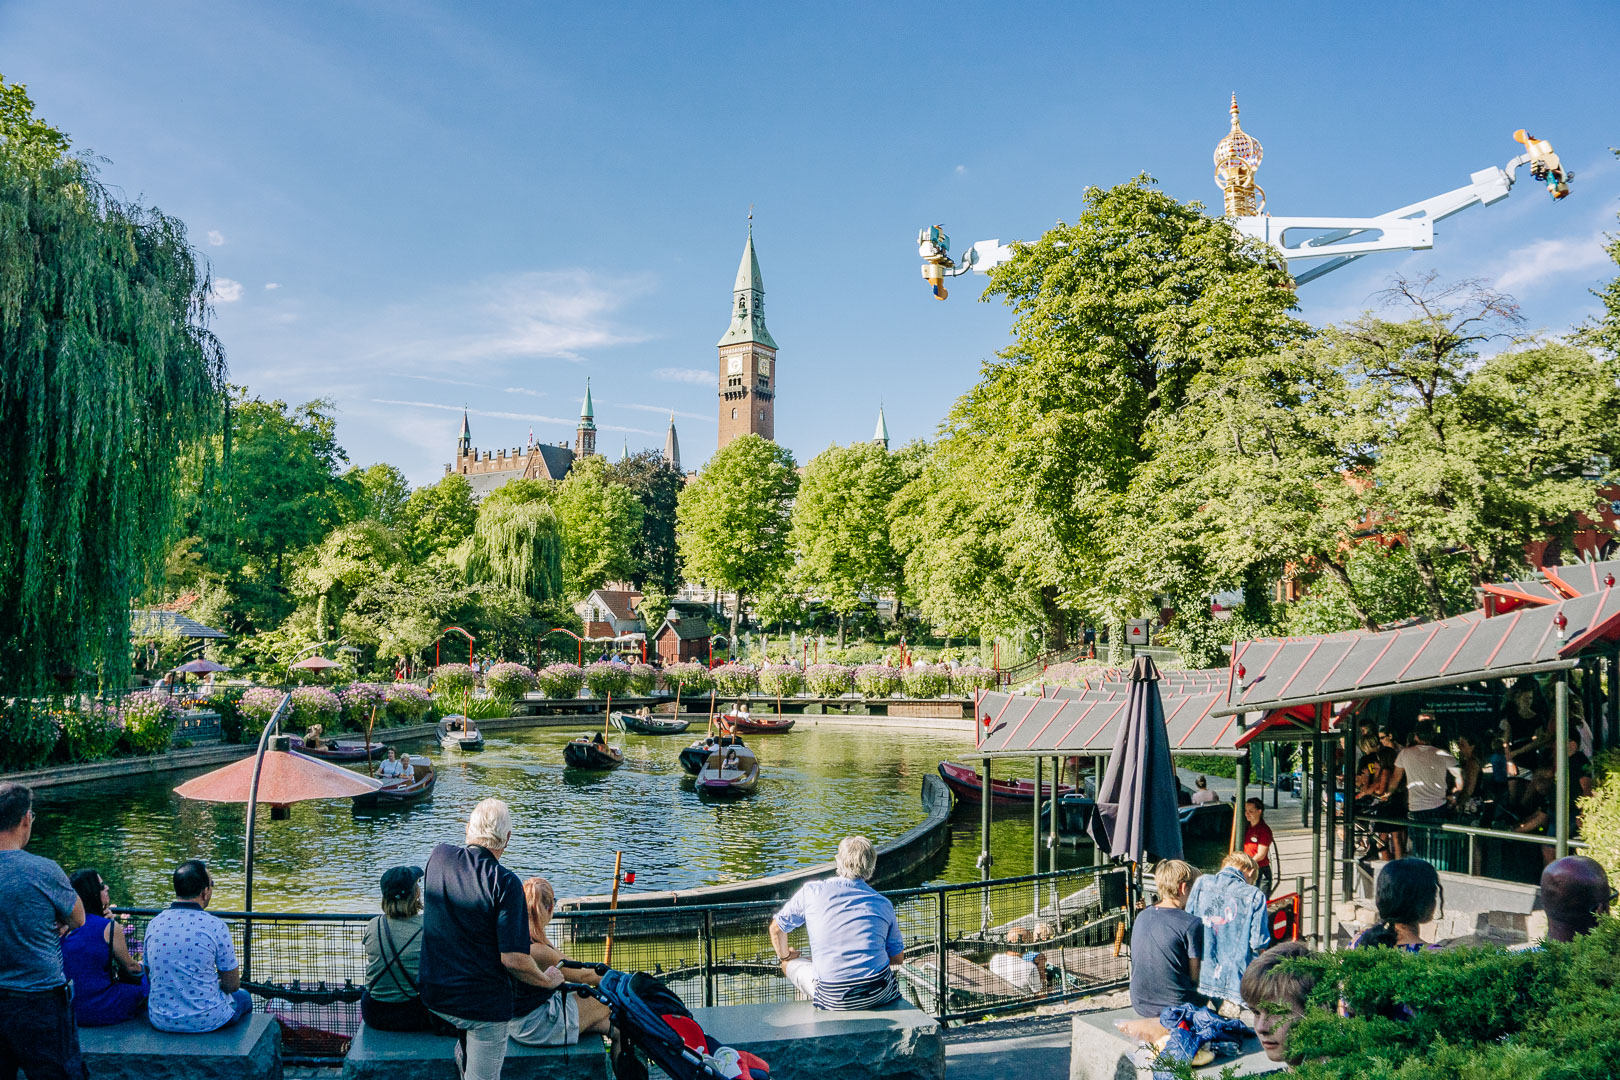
[[222, 990, 253, 1027]]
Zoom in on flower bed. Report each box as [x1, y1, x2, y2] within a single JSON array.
[[627, 663, 658, 696], [238, 687, 285, 737], [536, 663, 584, 699], [289, 685, 341, 731], [119, 690, 180, 755], [805, 663, 852, 697], [485, 662, 537, 701], [339, 682, 390, 729], [854, 664, 901, 698], [953, 665, 999, 693], [711, 663, 758, 697], [385, 683, 432, 723], [584, 660, 632, 699], [901, 663, 950, 698], [431, 663, 476, 695], [758, 664, 803, 698], [662, 662, 712, 697]]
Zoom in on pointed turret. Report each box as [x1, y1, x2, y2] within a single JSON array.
[[717, 227, 777, 350], [580, 380, 596, 427], [458, 407, 472, 455], [664, 411, 682, 473], [575, 378, 597, 457], [873, 404, 889, 451]]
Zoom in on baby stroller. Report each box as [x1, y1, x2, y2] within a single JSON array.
[[561, 962, 770, 1080]]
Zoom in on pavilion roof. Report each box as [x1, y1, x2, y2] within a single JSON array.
[[974, 668, 1243, 757]]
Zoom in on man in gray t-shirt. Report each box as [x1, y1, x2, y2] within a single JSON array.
[[0, 782, 87, 1079]]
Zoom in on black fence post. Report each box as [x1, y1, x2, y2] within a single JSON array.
[[702, 909, 716, 1008], [934, 888, 948, 1016]]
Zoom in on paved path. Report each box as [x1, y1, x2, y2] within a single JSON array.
[[945, 1014, 1072, 1079]]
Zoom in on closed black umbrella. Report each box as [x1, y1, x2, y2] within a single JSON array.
[[1087, 655, 1184, 863]]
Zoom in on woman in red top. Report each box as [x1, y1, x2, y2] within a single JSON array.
[[1243, 799, 1275, 895]]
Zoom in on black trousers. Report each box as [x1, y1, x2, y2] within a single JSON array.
[[0, 987, 86, 1080], [361, 989, 454, 1035], [1257, 863, 1273, 896]]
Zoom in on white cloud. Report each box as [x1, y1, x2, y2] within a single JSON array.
[[652, 367, 712, 385], [370, 399, 653, 436], [954, 164, 965, 175], [264, 282, 280, 290], [210, 277, 244, 303], [1493, 231, 1611, 294], [617, 402, 713, 423], [501, 386, 547, 398], [207, 230, 225, 246]]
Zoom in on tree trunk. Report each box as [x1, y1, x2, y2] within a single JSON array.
[[1412, 552, 1448, 621], [1321, 560, 1376, 630], [838, 613, 846, 651], [729, 591, 742, 655], [1040, 587, 1068, 652], [1241, 566, 1273, 627], [1107, 620, 1127, 667]]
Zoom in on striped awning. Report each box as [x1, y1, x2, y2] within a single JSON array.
[[973, 671, 1242, 757], [1480, 559, 1620, 614], [1213, 586, 1620, 718]]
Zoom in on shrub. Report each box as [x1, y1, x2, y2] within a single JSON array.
[[758, 664, 804, 698], [1581, 750, 1620, 883], [432, 663, 477, 695], [238, 687, 286, 738], [854, 664, 901, 698], [289, 685, 341, 731], [953, 665, 1000, 693], [385, 683, 432, 723], [584, 660, 632, 699], [485, 663, 538, 702], [901, 663, 950, 698], [536, 663, 585, 699], [119, 690, 179, 755], [806, 663, 852, 697], [0, 704, 61, 771], [339, 682, 390, 730], [627, 663, 658, 696], [711, 663, 758, 697], [435, 690, 508, 721], [57, 703, 120, 762], [662, 662, 712, 697]]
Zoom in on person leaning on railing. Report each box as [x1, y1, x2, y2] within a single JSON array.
[[768, 836, 903, 1010]]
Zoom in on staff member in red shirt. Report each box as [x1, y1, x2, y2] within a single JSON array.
[[1243, 799, 1275, 896]]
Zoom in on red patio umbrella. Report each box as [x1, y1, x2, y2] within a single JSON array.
[[288, 655, 341, 671], [173, 659, 229, 674]]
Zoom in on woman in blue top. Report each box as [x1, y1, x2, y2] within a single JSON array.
[[61, 868, 148, 1025]]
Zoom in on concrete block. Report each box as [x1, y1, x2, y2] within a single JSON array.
[[687, 1001, 943, 1080], [340, 1026, 608, 1080], [1068, 1008, 1284, 1080], [81, 1015, 281, 1080]]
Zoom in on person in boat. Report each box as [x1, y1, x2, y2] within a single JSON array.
[[722, 748, 739, 771], [303, 724, 325, 751], [769, 836, 903, 1010], [590, 731, 607, 749], [508, 877, 612, 1047], [636, 707, 651, 720], [378, 748, 408, 781]]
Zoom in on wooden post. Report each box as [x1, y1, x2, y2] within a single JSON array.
[[1341, 717, 1355, 902], [1555, 672, 1570, 859], [1033, 756, 1043, 916], [604, 851, 623, 967], [1311, 707, 1325, 946], [979, 758, 993, 882], [1231, 754, 1248, 854]]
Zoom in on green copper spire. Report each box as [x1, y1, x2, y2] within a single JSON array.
[[717, 224, 777, 350], [579, 378, 595, 429], [873, 403, 889, 449]]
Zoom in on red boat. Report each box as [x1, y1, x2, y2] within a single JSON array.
[[719, 709, 796, 734], [937, 760, 1076, 804]]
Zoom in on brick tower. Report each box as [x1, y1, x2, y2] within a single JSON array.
[[717, 225, 776, 451]]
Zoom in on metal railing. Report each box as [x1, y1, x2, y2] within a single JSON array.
[[114, 864, 1129, 1058]]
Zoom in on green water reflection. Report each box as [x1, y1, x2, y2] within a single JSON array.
[[29, 723, 1220, 913]]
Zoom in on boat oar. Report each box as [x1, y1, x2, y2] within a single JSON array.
[[604, 851, 623, 967], [365, 706, 376, 778]]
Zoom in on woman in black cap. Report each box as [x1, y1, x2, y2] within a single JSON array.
[[361, 865, 444, 1032]]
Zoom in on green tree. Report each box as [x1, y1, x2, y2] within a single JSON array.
[[552, 455, 644, 600], [463, 494, 566, 606], [1579, 148, 1620, 359], [401, 473, 477, 562], [0, 85, 226, 696], [676, 435, 797, 644], [292, 521, 405, 641], [605, 450, 684, 593], [347, 463, 411, 527], [790, 441, 904, 647]]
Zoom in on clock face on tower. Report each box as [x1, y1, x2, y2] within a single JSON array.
[[727, 356, 743, 375], [759, 357, 772, 376]]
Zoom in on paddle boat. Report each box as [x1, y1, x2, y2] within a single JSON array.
[[437, 715, 485, 751], [936, 760, 1077, 804], [719, 706, 796, 734], [563, 733, 624, 770], [351, 757, 436, 808], [679, 733, 746, 775], [696, 743, 759, 796], [288, 736, 377, 762], [615, 709, 692, 736]]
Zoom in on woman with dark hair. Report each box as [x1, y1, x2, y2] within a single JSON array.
[[60, 869, 147, 1025], [1350, 858, 1443, 951]]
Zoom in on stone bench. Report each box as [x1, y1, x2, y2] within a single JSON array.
[[1068, 1007, 1282, 1080], [80, 1014, 281, 1080], [340, 1026, 609, 1080], [686, 1001, 944, 1080]]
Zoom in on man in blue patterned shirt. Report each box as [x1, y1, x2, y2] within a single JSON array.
[[144, 860, 252, 1033]]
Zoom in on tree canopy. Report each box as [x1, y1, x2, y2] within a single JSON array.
[[790, 441, 904, 646], [605, 450, 683, 593], [551, 455, 644, 600]]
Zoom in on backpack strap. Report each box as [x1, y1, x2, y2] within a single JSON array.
[[378, 918, 422, 996]]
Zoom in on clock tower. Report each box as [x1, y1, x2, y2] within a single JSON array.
[[717, 224, 777, 451]]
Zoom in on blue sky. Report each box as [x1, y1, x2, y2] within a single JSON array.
[[5, 1, 1618, 483]]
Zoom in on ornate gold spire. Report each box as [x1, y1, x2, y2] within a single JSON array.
[[1214, 94, 1265, 217]]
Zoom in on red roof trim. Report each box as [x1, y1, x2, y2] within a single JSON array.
[[1481, 610, 1523, 669], [1561, 586, 1620, 656], [1394, 625, 1444, 682], [1541, 566, 1582, 599]]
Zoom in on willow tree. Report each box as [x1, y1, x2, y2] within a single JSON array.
[[0, 79, 226, 700], [462, 493, 566, 605]]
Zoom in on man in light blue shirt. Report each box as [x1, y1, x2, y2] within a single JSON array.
[[144, 860, 253, 1033], [769, 836, 903, 1010]]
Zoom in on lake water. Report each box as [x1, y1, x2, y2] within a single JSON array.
[[29, 721, 1219, 913]]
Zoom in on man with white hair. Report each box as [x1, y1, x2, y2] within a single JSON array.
[[420, 799, 562, 1080], [768, 836, 903, 1010]]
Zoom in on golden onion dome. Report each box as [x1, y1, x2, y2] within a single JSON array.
[[1214, 94, 1264, 216]]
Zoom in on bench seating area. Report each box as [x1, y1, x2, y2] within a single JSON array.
[[686, 1001, 944, 1080], [1068, 1007, 1282, 1080], [79, 1014, 281, 1080], [340, 1027, 609, 1080]]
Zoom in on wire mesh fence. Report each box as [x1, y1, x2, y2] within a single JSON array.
[[115, 864, 1129, 1059]]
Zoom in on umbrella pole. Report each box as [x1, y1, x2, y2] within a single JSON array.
[[978, 758, 992, 881], [243, 692, 292, 983], [1032, 756, 1042, 917]]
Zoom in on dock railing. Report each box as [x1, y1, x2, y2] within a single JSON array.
[[114, 863, 1129, 1060]]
